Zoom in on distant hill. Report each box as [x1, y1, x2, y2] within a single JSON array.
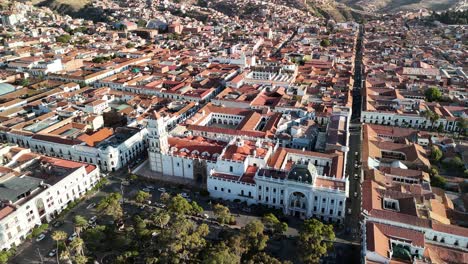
[[337, 0, 465, 12], [19, 0, 107, 22]]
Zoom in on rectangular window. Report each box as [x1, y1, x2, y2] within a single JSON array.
[[228, 189, 231, 193], [221, 188, 224, 192], [214, 187, 217, 191], [338, 211, 341, 216], [229, 166, 233, 172], [259, 195, 262, 200], [314, 196, 318, 201], [339, 201, 343, 206], [330, 209, 333, 215], [321, 208, 325, 213], [331, 199, 334, 204], [259, 186, 262, 190], [280, 190, 284, 194], [314, 206, 317, 211]]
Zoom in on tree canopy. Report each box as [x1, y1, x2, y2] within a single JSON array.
[[430, 146, 443, 162], [298, 219, 335, 264], [96, 192, 123, 220], [424, 87, 442, 102]]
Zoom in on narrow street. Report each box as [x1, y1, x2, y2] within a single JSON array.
[[341, 23, 365, 264]]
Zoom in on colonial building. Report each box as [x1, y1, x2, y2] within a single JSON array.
[[0, 146, 100, 250]]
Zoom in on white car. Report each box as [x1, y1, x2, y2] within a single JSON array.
[[68, 232, 77, 242], [203, 214, 209, 219], [142, 188, 151, 192], [354, 192, 358, 198], [158, 187, 166, 192], [36, 233, 46, 242], [88, 216, 98, 224], [180, 192, 189, 198], [48, 249, 57, 257], [86, 203, 96, 209]]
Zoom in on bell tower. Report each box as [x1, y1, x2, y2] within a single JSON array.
[[148, 112, 168, 173]]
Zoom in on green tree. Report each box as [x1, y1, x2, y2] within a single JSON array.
[[168, 194, 193, 215], [456, 118, 468, 137], [262, 213, 288, 237], [213, 204, 234, 224], [151, 211, 171, 228], [424, 87, 442, 102], [158, 217, 209, 263], [298, 218, 335, 264], [116, 251, 139, 264], [69, 237, 85, 257], [446, 157, 464, 171], [125, 42, 135, 48], [240, 220, 269, 254], [431, 174, 447, 188], [135, 190, 151, 203], [160, 192, 171, 204], [73, 215, 88, 237], [202, 242, 240, 264], [320, 39, 331, 47], [74, 255, 88, 264], [137, 19, 147, 28], [191, 201, 204, 215], [430, 146, 443, 162], [56, 34, 72, 43], [82, 225, 106, 251], [96, 192, 123, 220], [245, 252, 282, 264], [51, 230, 67, 264], [0, 249, 15, 264]]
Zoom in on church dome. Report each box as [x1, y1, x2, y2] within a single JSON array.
[[287, 163, 317, 184]]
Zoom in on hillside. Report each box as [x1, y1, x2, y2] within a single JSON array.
[[337, 0, 464, 12], [18, 0, 107, 21]]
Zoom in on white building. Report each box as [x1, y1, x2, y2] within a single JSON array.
[[147, 112, 348, 222], [0, 147, 101, 250]]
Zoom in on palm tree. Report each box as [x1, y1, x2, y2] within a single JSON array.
[[51, 230, 67, 264], [70, 237, 84, 255], [74, 255, 88, 264], [73, 215, 88, 237]]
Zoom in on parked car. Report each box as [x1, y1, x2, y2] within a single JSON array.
[[347, 208, 352, 215], [51, 221, 63, 228], [36, 233, 46, 242], [354, 174, 358, 180], [242, 207, 251, 213], [121, 181, 130, 186], [180, 192, 189, 198], [88, 216, 98, 224], [68, 232, 77, 242], [158, 187, 166, 192], [354, 192, 358, 198], [48, 249, 57, 257], [203, 214, 210, 219], [86, 203, 96, 209], [146, 185, 155, 190], [142, 188, 151, 192]]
